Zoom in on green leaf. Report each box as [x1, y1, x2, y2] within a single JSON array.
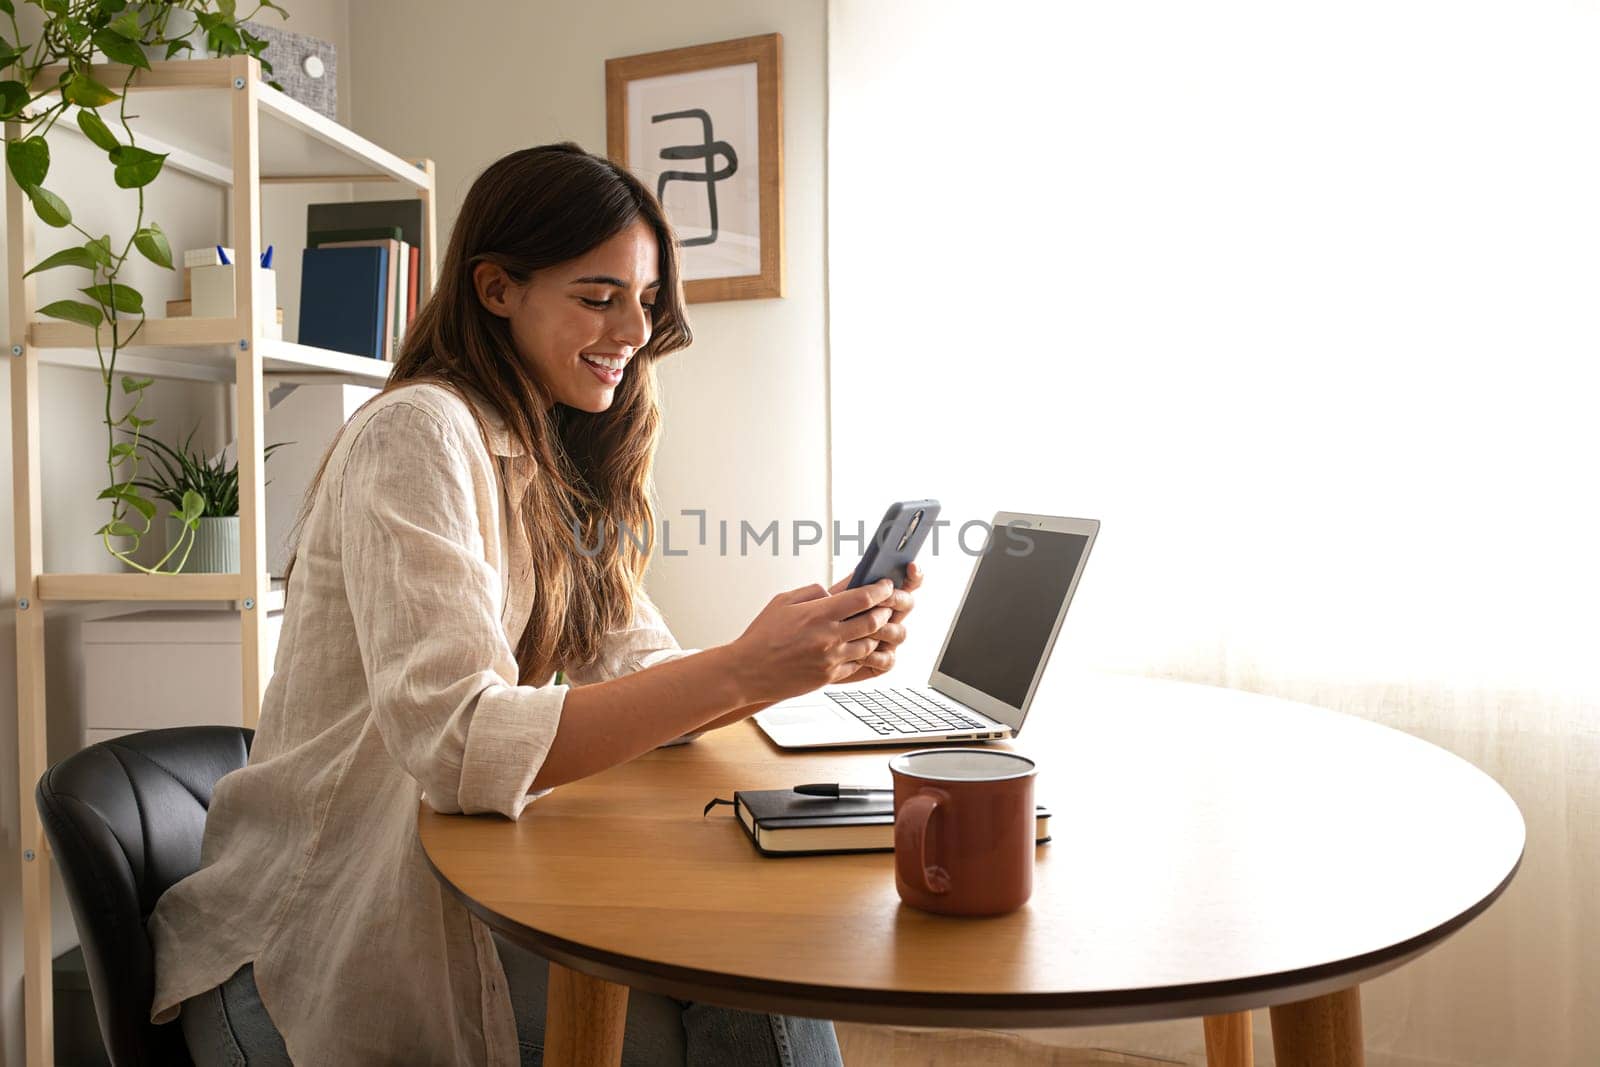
[[76, 108, 121, 152], [109, 144, 165, 188], [96, 481, 136, 500], [87, 234, 114, 268], [134, 222, 172, 269], [23, 245, 98, 277], [0, 2, 15, 17], [206, 24, 242, 54], [180, 489, 206, 522], [6, 135, 48, 188], [81, 282, 143, 314], [0, 44, 25, 71], [62, 72, 119, 109], [218, 0, 237, 19], [120, 374, 152, 394], [0, 80, 30, 120], [107, 11, 141, 40], [125, 413, 156, 429], [164, 39, 192, 60], [110, 441, 136, 458], [121, 491, 155, 521], [38, 300, 103, 328], [61, 19, 90, 47], [42, 1, 69, 19], [92, 29, 149, 70], [26, 185, 70, 227], [97, 520, 139, 537]]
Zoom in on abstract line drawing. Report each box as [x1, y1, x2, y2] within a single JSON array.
[[651, 108, 739, 247]]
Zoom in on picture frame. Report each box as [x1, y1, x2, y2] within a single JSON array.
[[606, 33, 784, 303]]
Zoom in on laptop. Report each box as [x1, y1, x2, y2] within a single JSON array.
[[753, 512, 1099, 749]]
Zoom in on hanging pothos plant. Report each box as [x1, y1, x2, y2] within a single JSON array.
[[1, 0, 286, 573]]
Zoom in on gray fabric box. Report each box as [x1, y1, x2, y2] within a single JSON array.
[[245, 20, 338, 120]]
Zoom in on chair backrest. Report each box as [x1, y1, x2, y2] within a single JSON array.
[[35, 725, 254, 1067]]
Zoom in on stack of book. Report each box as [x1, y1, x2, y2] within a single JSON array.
[[298, 200, 424, 360]]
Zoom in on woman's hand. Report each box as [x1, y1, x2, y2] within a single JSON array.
[[827, 561, 922, 685], [727, 578, 899, 704]]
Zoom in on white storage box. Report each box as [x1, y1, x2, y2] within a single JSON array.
[[190, 263, 282, 338], [81, 608, 284, 747]]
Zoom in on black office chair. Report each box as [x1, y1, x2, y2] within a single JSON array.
[[35, 725, 254, 1067]]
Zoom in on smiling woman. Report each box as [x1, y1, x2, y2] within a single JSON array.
[[144, 143, 897, 1067]]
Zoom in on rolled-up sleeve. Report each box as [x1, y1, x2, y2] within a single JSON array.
[[340, 401, 565, 820], [561, 586, 700, 685]]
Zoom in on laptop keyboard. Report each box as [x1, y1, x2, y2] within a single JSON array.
[[825, 688, 990, 736]]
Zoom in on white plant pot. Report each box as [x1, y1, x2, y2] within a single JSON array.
[[166, 515, 238, 573], [136, 5, 213, 62]]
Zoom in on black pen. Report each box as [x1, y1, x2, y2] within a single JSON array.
[[793, 783, 893, 798]]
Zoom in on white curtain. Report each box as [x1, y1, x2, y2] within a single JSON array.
[[828, 2, 1598, 1064]]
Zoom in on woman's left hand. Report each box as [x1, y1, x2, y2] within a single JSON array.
[[826, 561, 922, 684]]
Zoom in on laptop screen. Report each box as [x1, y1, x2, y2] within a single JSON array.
[[934, 526, 1092, 709]]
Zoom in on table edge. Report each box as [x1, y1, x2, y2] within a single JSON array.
[[424, 833, 1524, 1027]]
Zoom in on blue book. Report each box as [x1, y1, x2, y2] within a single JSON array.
[[298, 246, 389, 359]]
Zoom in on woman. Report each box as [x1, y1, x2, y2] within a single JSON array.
[[145, 142, 920, 1066]]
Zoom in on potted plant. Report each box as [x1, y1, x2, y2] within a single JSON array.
[[127, 423, 289, 573], [1, 0, 286, 573]]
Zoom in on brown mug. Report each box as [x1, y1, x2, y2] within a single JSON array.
[[891, 748, 1038, 917]]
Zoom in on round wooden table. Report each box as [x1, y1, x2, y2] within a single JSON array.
[[419, 671, 1523, 1067]]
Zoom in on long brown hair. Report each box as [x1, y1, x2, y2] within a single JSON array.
[[284, 142, 693, 683]]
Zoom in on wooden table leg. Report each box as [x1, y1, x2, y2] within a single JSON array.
[[1203, 1010, 1254, 1067], [544, 962, 629, 1067], [1269, 986, 1363, 1067]]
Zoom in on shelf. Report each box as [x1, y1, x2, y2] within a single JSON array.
[[37, 573, 285, 609], [38, 572, 245, 602], [12, 52, 423, 1067], [31, 58, 428, 188], [29, 319, 395, 384]]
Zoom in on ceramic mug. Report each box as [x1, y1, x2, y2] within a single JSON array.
[[891, 748, 1038, 916]]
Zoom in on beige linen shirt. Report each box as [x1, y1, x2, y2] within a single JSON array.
[[146, 381, 696, 1065]]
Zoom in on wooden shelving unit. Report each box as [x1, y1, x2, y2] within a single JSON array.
[[7, 56, 434, 1066]]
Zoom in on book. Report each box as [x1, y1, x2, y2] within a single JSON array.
[[298, 246, 388, 359], [308, 225, 404, 247], [407, 243, 420, 324], [731, 789, 1053, 857], [394, 238, 409, 351], [307, 199, 425, 249], [314, 237, 399, 358]]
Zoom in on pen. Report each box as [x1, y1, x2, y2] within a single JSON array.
[[216, 244, 230, 266], [793, 783, 893, 798], [260, 244, 273, 269]]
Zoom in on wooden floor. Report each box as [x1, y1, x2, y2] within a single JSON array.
[[836, 1025, 1186, 1066]]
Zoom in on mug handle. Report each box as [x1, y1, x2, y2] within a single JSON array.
[[895, 791, 952, 894]]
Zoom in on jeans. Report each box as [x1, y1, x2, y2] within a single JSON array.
[[179, 933, 843, 1066]]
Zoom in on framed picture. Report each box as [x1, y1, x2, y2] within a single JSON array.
[[606, 33, 784, 303]]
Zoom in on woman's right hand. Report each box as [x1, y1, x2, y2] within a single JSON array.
[[727, 579, 898, 704]]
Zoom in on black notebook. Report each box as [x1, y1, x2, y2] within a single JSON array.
[[731, 789, 1052, 857]]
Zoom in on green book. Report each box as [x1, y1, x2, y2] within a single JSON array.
[[308, 226, 404, 247]]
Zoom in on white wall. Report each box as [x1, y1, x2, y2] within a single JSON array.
[[345, 0, 832, 651], [0, 4, 351, 1064]]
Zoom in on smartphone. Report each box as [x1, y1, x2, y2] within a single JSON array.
[[847, 499, 940, 590]]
